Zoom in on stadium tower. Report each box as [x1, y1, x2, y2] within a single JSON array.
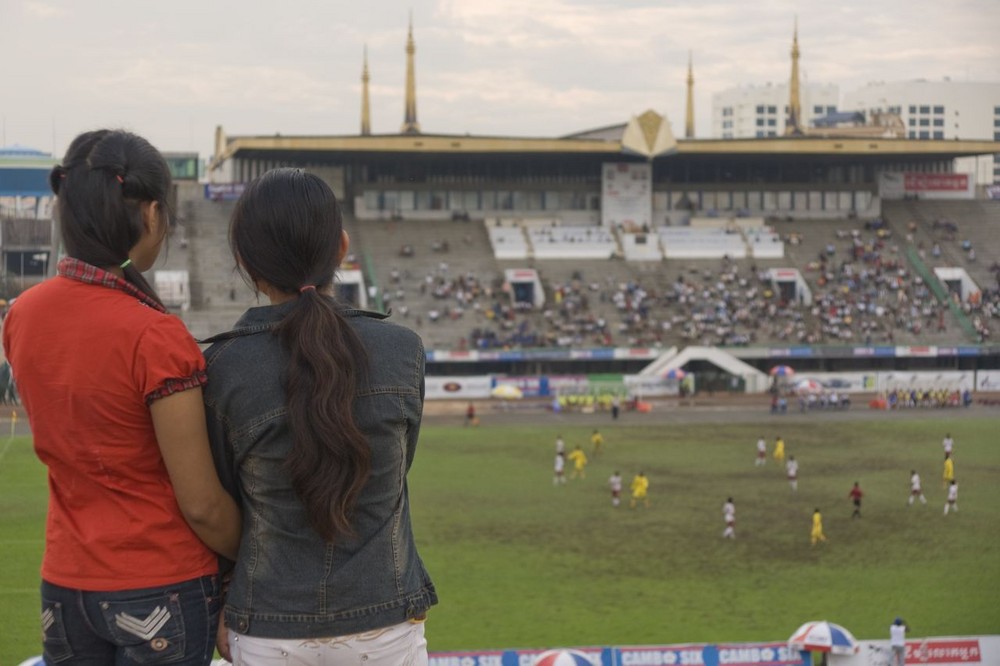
[[786, 18, 803, 135], [401, 16, 421, 135], [685, 52, 695, 139], [361, 46, 372, 136]]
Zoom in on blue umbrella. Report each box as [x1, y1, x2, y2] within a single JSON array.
[[664, 368, 687, 380], [769, 365, 795, 377]]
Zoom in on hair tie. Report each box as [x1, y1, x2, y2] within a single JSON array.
[[120, 258, 132, 269], [299, 285, 317, 294], [116, 174, 125, 184]]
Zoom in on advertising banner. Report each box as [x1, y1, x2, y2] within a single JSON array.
[[861, 638, 991, 666], [905, 639, 982, 664], [878, 172, 974, 200], [903, 173, 969, 192], [791, 373, 876, 393], [429, 643, 807, 666], [617, 643, 806, 666], [204, 183, 246, 200], [425, 376, 493, 400], [430, 648, 608, 666], [602, 162, 652, 229], [876, 371, 974, 392], [976, 370, 1000, 393], [624, 375, 680, 397], [974, 370, 1000, 392]]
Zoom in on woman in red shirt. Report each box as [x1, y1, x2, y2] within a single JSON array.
[[3, 129, 240, 664]]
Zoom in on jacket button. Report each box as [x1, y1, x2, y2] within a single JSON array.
[[238, 620, 248, 631]]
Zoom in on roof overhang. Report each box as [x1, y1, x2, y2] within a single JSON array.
[[212, 133, 1000, 169], [676, 137, 1000, 158]]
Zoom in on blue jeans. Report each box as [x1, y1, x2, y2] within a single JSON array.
[[40, 575, 221, 665]]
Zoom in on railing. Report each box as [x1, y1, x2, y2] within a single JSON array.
[[905, 245, 979, 342]]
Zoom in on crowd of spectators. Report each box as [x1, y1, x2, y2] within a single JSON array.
[[373, 212, 994, 351], [805, 223, 948, 344], [963, 263, 1000, 342], [872, 388, 973, 410]]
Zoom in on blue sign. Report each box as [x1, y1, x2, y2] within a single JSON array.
[[429, 643, 809, 666]]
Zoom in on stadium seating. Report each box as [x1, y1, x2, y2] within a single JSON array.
[[166, 189, 998, 350]]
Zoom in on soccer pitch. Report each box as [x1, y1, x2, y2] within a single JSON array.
[[2, 415, 999, 660]]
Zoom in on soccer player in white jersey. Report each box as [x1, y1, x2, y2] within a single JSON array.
[[944, 480, 959, 515], [555, 434, 566, 455], [942, 433, 954, 456], [608, 471, 623, 507], [722, 497, 736, 539], [786, 455, 799, 492], [553, 452, 566, 485], [755, 437, 767, 466], [908, 470, 927, 505]]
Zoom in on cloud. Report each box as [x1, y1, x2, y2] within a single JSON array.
[[82, 59, 341, 115], [22, 1, 67, 19]]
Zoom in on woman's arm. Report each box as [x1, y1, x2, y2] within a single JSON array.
[[151, 387, 241, 560]]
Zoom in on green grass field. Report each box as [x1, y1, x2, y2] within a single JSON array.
[[2, 416, 999, 660]]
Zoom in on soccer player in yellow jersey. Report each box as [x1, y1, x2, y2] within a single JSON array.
[[773, 436, 786, 463], [591, 429, 604, 457], [630, 471, 650, 509], [943, 453, 954, 489], [568, 445, 588, 480], [810, 508, 826, 545]]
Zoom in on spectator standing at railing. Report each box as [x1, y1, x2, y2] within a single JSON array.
[[889, 617, 908, 666]]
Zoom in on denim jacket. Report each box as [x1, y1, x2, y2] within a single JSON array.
[[202, 299, 437, 639]]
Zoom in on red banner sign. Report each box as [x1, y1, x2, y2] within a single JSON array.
[[906, 639, 981, 664], [903, 173, 969, 192]]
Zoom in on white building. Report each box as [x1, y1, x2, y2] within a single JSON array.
[[843, 80, 1000, 185], [712, 83, 840, 139]]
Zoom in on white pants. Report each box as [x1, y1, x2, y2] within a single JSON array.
[[228, 619, 428, 666]]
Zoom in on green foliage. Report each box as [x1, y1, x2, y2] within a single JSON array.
[[2, 419, 998, 660]]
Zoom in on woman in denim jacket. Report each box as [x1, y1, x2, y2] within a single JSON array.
[[203, 169, 437, 664]]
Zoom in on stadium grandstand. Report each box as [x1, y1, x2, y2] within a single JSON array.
[[2, 23, 999, 392], [194, 24, 1000, 386]]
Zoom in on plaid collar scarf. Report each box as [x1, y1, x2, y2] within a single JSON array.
[[57, 257, 166, 313]]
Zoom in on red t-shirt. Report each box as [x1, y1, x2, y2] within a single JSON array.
[[2, 259, 217, 591]]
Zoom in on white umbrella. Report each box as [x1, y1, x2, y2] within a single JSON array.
[[793, 378, 825, 395], [788, 620, 860, 656]]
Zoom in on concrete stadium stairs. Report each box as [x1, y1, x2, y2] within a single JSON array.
[[171, 184, 259, 340]]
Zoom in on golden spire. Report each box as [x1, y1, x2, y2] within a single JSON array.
[[401, 15, 421, 135], [361, 46, 371, 136], [787, 17, 802, 135], [684, 51, 695, 139]]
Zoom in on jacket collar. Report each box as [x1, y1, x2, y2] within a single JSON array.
[[200, 298, 389, 344]]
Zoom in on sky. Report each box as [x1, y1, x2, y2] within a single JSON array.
[[1, 0, 998, 161]]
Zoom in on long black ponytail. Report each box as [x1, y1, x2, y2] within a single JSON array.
[[50, 129, 172, 306], [230, 168, 370, 542]]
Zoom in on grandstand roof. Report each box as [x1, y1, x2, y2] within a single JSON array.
[[0, 147, 56, 197], [212, 126, 1000, 168], [0, 144, 50, 158]]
